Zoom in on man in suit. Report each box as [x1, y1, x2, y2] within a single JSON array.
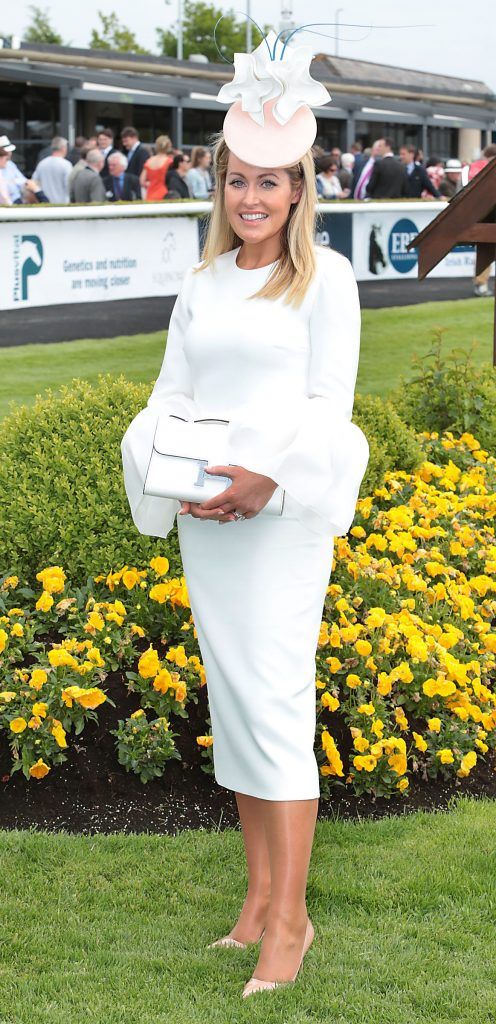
[[351, 140, 366, 174], [366, 137, 409, 199], [353, 141, 381, 199], [399, 145, 441, 198], [120, 127, 150, 178], [103, 151, 141, 201], [72, 148, 106, 203], [350, 141, 366, 196], [97, 128, 118, 178]]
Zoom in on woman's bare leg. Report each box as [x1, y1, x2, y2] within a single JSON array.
[[227, 792, 272, 943], [251, 797, 319, 981]]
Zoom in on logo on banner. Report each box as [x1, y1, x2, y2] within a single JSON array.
[[368, 224, 387, 276], [13, 234, 44, 302], [388, 219, 418, 274], [160, 231, 176, 264]]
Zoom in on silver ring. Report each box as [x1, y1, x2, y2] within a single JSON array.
[[232, 509, 246, 520]]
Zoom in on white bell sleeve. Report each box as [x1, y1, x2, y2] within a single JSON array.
[[227, 251, 370, 536], [120, 266, 197, 539]]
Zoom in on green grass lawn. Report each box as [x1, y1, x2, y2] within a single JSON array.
[[0, 794, 494, 1023], [0, 297, 494, 420]]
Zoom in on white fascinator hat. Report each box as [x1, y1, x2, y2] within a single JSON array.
[[214, 24, 332, 168]]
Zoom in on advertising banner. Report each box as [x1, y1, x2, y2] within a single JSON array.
[[351, 209, 478, 280], [0, 215, 199, 310], [1, 204, 491, 309]]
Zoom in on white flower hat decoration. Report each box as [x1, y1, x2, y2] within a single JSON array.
[[215, 24, 332, 167]]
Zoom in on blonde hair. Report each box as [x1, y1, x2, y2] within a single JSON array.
[[193, 133, 320, 309], [190, 145, 210, 168], [155, 135, 172, 154]]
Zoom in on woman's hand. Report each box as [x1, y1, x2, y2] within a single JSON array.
[[178, 466, 278, 523], [178, 499, 236, 522]]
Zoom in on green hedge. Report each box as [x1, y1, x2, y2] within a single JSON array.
[[353, 392, 423, 490], [0, 374, 421, 581], [0, 374, 183, 582]]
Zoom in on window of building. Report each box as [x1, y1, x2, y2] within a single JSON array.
[[354, 120, 421, 153], [426, 127, 458, 161], [314, 119, 346, 153], [183, 107, 224, 145]]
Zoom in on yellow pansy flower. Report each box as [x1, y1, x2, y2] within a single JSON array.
[[153, 667, 174, 694], [353, 754, 377, 772], [29, 759, 50, 779], [32, 702, 48, 718], [36, 591, 54, 612], [35, 566, 66, 594], [427, 717, 441, 732], [422, 677, 457, 698], [48, 648, 78, 669], [353, 736, 370, 752], [75, 688, 106, 710], [166, 645, 188, 668], [138, 647, 160, 679], [130, 624, 145, 637], [149, 584, 169, 604], [10, 717, 27, 733], [51, 721, 68, 748], [346, 674, 362, 689], [321, 692, 339, 712], [355, 639, 372, 657], [150, 556, 170, 576], [412, 731, 428, 752], [197, 735, 213, 747], [85, 610, 105, 632]]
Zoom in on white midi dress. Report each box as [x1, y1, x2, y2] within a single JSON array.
[[121, 244, 369, 800]]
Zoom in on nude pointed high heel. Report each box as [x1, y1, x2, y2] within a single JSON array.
[[207, 927, 265, 950], [241, 918, 314, 998]]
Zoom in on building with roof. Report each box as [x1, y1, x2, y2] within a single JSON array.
[[0, 38, 495, 173]]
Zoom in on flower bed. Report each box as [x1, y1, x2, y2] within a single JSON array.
[[1, 430, 494, 801]]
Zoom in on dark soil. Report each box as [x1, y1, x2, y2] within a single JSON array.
[[1, 667, 495, 837]]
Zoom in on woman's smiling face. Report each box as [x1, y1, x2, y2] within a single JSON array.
[[224, 152, 301, 243]]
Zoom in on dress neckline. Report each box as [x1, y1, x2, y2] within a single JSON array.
[[232, 245, 279, 272]]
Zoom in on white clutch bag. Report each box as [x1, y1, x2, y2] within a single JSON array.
[[143, 414, 286, 515]]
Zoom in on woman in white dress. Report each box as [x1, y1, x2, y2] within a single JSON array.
[[121, 26, 369, 998]]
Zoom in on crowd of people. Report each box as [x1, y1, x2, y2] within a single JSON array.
[[314, 138, 496, 200], [0, 127, 215, 205], [1, 127, 495, 210]]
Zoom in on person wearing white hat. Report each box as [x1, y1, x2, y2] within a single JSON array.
[[0, 134, 15, 153], [439, 158, 464, 199], [0, 145, 13, 204], [121, 20, 369, 999], [0, 135, 27, 203], [0, 135, 50, 203]]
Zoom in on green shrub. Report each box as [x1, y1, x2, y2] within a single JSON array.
[[389, 328, 496, 451], [0, 374, 183, 581], [0, 374, 422, 583], [353, 392, 423, 494]]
